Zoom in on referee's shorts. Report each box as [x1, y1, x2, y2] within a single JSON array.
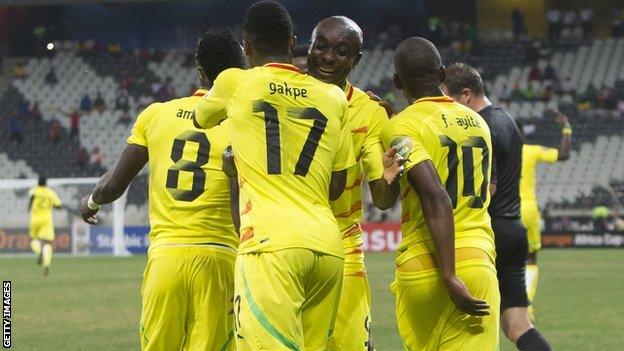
[[492, 217, 530, 309]]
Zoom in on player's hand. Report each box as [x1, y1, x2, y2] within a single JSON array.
[[555, 112, 568, 126], [222, 146, 238, 178], [383, 146, 405, 185], [80, 195, 99, 225], [443, 275, 490, 316], [367, 91, 396, 117]]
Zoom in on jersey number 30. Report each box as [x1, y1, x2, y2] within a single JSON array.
[[439, 135, 490, 209], [254, 100, 327, 176], [166, 130, 210, 202]]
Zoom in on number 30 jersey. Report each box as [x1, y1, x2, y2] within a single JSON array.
[[127, 89, 237, 249], [380, 96, 495, 266], [194, 63, 355, 258]]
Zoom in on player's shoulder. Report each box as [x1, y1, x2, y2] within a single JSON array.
[[304, 75, 348, 103], [350, 86, 387, 115]]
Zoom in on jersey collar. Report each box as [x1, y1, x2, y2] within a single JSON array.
[[413, 96, 454, 104], [263, 63, 300, 73], [193, 89, 209, 97]]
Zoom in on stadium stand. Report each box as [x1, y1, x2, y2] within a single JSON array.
[[2, 36, 624, 224]]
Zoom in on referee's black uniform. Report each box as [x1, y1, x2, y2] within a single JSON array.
[[479, 105, 528, 309]]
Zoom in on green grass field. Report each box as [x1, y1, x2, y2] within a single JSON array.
[[2, 249, 623, 350]]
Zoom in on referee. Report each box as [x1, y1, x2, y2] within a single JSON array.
[[443, 63, 552, 351]]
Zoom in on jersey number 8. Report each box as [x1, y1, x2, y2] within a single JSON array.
[[166, 130, 210, 202]]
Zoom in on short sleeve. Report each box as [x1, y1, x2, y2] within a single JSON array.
[[538, 146, 559, 163], [193, 68, 241, 129], [381, 118, 430, 173], [333, 103, 357, 171], [127, 103, 159, 147], [361, 106, 389, 181]]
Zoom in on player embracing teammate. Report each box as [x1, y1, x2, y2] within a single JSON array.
[[79, 1, 559, 350]]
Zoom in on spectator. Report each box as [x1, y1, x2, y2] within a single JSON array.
[[613, 9, 624, 38], [579, 3, 594, 40], [584, 83, 598, 103], [29, 102, 42, 121], [120, 70, 133, 90], [90, 147, 104, 167], [49, 119, 61, 143], [8, 111, 23, 144], [157, 77, 175, 101], [80, 93, 92, 112], [528, 65, 541, 82], [511, 7, 525, 39], [69, 110, 80, 140], [547, 8, 562, 42], [44, 67, 58, 85], [76, 147, 88, 168], [117, 110, 133, 126], [543, 62, 557, 81], [93, 92, 106, 112], [510, 80, 524, 101], [541, 84, 554, 102], [115, 89, 130, 112], [12, 62, 28, 79], [562, 9, 577, 37]]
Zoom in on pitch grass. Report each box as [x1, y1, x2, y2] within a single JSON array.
[[2, 249, 623, 350]]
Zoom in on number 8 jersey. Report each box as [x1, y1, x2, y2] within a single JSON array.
[[194, 63, 355, 258], [127, 89, 238, 250], [381, 96, 496, 267]]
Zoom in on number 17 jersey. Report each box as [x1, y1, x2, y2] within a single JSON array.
[[380, 96, 495, 266], [194, 64, 355, 258]]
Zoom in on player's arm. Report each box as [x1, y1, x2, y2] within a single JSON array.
[[489, 156, 498, 196], [80, 145, 148, 224], [406, 161, 490, 316], [193, 69, 237, 129], [556, 112, 572, 161], [364, 108, 401, 209], [330, 101, 357, 200], [222, 146, 240, 234]]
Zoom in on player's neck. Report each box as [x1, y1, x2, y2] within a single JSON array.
[[252, 55, 293, 67], [474, 95, 492, 113], [407, 86, 444, 104]]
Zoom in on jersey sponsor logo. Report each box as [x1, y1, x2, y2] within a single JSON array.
[[176, 109, 195, 120], [268, 82, 308, 99]]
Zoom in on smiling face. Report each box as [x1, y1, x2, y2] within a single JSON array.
[[308, 18, 362, 87]]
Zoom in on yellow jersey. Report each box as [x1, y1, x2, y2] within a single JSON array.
[[381, 96, 495, 266], [329, 82, 388, 264], [194, 63, 355, 258], [520, 144, 558, 204], [29, 186, 61, 224], [127, 89, 237, 249]]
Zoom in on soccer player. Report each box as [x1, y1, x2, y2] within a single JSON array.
[[79, 28, 246, 351], [194, 2, 401, 349], [519, 113, 572, 320], [28, 176, 62, 276], [381, 37, 499, 350], [307, 16, 399, 350], [443, 62, 552, 350]]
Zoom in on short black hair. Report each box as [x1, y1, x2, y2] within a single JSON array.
[[242, 1, 293, 56], [444, 62, 484, 96], [196, 28, 246, 84], [38, 176, 47, 186], [292, 44, 309, 58], [395, 37, 443, 83]]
